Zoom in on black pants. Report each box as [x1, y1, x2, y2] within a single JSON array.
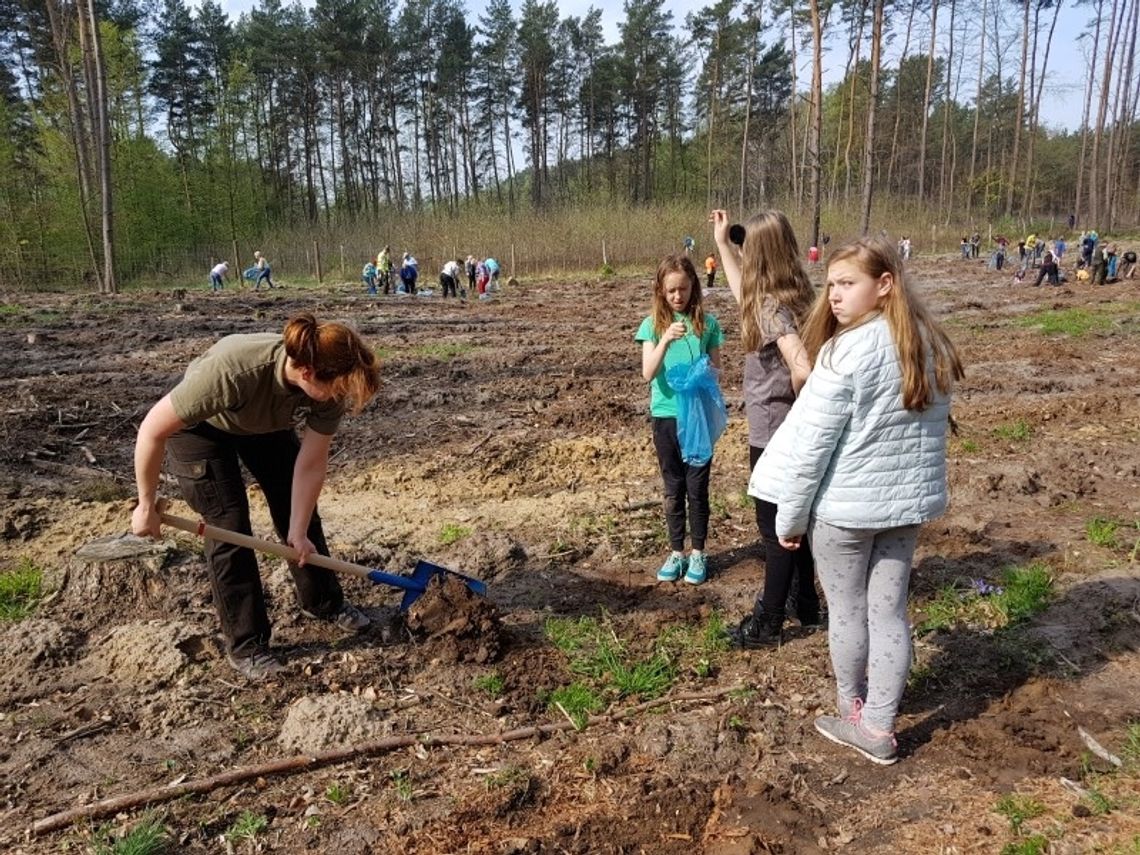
[[440, 272, 457, 297], [167, 423, 343, 655], [1033, 265, 1059, 286], [652, 417, 710, 551], [706, 272, 715, 289], [749, 445, 820, 619]]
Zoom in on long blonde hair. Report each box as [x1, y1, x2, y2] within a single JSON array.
[[800, 237, 964, 411], [283, 313, 381, 414], [651, 254, 706, 338], [738, 210, 816, 352]]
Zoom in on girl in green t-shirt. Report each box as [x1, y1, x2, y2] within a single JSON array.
[[634, 255, 724, 585]]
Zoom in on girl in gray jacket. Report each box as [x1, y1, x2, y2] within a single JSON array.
[[750, 237, 963, 764]]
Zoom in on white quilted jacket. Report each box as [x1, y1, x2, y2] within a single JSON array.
[[748, 314, 951, 538]]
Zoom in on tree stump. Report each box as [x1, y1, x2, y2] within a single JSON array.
[[54, 535, 182, 622]]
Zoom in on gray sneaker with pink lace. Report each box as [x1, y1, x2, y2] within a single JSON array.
[[814, 699, 898, 765]]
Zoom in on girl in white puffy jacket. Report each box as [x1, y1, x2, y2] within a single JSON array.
[[750, 237, 963, 765]]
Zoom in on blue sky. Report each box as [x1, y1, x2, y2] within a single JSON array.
[[200, 0, 1091, 132]]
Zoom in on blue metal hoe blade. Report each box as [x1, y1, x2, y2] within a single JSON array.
[[365, 561, 487, 612]]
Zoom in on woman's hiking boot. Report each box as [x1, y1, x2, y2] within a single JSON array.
[[730, 606, 783, 649]]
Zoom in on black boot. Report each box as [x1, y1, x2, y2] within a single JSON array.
[[731, 606, 784, 649], [785, 592, 828, 630]]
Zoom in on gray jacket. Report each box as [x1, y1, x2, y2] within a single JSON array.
[[749, 314, 951, 538]]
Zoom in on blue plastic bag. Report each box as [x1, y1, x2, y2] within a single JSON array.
[[243, 266, 258, 280], [666, 354, 728, 466]]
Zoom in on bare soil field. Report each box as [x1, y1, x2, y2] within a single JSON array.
[[2, 258, 1140, 854]]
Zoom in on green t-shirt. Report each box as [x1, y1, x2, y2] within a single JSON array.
[[635, 313, 724, 418], [169, 333, 345, 436]]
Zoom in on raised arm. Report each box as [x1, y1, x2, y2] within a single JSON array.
[[709, 209, 743, 304], [132, 394, 187, 537]]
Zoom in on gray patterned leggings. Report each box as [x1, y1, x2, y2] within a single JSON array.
[[809, 519, 920, 733]]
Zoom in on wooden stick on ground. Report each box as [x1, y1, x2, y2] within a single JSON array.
[[32, 684, 749, 835]]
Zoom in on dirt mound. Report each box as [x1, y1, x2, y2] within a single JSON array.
[[277, 694, 391, 753], [441, 530, 526, 580], [84, 619, 212, 688], [0, 618, 79, 674], [405, 574, 501, 664]]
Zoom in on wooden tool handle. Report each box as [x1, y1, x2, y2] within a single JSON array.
[[160, 512, 373, 580]]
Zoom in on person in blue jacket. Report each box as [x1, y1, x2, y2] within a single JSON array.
[[751, 237, 964, 765]]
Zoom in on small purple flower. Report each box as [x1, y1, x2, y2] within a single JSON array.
[[971, 578, 1003, 597]]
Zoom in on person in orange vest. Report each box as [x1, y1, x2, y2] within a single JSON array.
[[704, 253, 718, 289]]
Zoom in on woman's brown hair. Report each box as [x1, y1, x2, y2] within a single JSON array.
[[652, 254, 705, 338], [283, 313, 381, 414], [737, 210, 816, 352], [800, 237, 964, 411]]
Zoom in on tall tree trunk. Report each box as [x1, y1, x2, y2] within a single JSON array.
[[1090, 0, 1124, 223], [1104, 0, 1137, 227], [918, 0, 939, 198], [788, 13, 801, 206], [1004, 0, 1030, 215], [740, 4, 760, 210], [842, 0, 867, 205], [1109, 0, 1139, 224], [860, 0, 884, 233], [886, 0, 918, 193], [81, 0, 115, 293], [705, 31, 719, 209], [967, 0, 988, 217], [1024, 0, 1063, 214], [809, 0, 824, 248], [938, 0, 956, 214], [1074, 0, 1105, 224]]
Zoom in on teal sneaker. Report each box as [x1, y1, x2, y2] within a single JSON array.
[[657, 552, 686, 582], [683, 552, 708, 585]]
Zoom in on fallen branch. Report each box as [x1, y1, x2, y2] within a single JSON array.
[[32, 684, 749, 835], [1077, 726, 1123, 768]]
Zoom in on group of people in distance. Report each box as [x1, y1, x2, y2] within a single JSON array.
[[208, 251, 276, 292], [971, 228, 1137, 287], [637, 209, 963, 767], [363, 247, 501, 298], [147, 207, 963, 772]]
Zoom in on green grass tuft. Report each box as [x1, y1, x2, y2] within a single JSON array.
[[994, 794, 1046, 835], [916, 563, 1053, 634], [438, 522, 472, 545], [93, 814, 167, 855], [1000, 835, 1049, 855], [0, 558, 43, 621], [1086, 517, 1119, 548], [1016, 307, 1113, 337], [992, 419, 1034, 442], [413, 342, 474, 360], [548, 683, 605, 729], [609, 654, 675, 700], [325, 781, 351, 805], [224, 811, 268, 844], [473, 671, 505, 697], [996, 563, 1054, 623]]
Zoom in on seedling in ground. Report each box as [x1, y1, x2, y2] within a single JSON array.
[[994, 794, 1046, 835], [93, 814, 167, 855], [224, 811, 268, 844], [1000, 836, 1048, 855], [0, 557, 43, 621], [438, 522, 471, 545], [992, 419, 1033, 442], [390, 770, 414, 802], [473, 671, 505, 697], [325, 781, 351, 805], [1086, 517, 1119, 548]]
